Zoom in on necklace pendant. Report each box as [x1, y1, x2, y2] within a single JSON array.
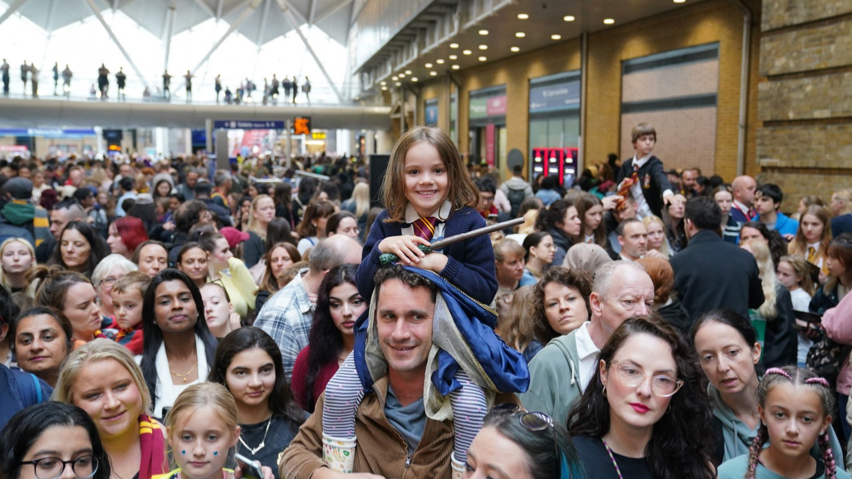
[[250, 441, 265, 455], [183, 377, 187, 383]]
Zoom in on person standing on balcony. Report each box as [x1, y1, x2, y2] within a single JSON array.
[[215, 74, 222, 102], [1, 59, 9, 95], [20, 60, 28, 95], [291, 76, 298, 104], [29, 62, 38, 98], [62, 64, 72, 97], [184, 70, 194, 102], [116, 67, 127, 100], [97, 63, 109, 99], [282, 75, 291, 103], [302, 76, 311, 105], [163, 70, 172, 100], [52, 62, 59, 95]]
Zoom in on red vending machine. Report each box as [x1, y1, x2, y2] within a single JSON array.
[[531, 147, 578, 187]]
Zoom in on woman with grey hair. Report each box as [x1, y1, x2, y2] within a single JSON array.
[[91, 254, 138, 320]]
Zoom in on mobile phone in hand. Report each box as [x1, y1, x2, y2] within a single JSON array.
[[235, 453, 263, 479]]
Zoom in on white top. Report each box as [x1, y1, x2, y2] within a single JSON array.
[[574, 322, 600, 392], [135, 334, 210, 418], [790, 288, 812, 313], [297, 236, 318, 255]]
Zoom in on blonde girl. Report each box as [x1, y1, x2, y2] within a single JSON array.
[[0, 238, 38, 297], [777, 255, 816, 367], [717, 366, 849, 479], [158, 383, 241, 479], [325, 127, 526, 476], [741, 240, 797, 367], [242, 195, 275, 268], [642, 215, 672, 258]]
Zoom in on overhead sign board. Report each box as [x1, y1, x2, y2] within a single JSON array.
[[312, 131, 327, 140], [529, 80, 580, 113], [0, 128, 96, 138], [213, 120, 285, 129]]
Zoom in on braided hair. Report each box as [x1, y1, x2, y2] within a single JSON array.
[[746, 366, 837, 479]]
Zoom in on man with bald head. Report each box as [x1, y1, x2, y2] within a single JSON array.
[[731, 175, 757, 225], [520, 261, 655, 426], [254, 234, 362, 380]]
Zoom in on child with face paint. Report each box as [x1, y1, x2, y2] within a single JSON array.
[[157, 383, 273, 479]]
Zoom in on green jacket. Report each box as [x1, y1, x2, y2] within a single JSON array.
[[518, 330, 583, 428]]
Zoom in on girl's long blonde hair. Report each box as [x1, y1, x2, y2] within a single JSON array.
[[164, 383, 240, 468], [53, 338, 153, 415], [496, 286, 537, 353], [381, 127, 480, 222], [247, 194, 274, 240], [351, 182, 370, 218], [744, 239, 778, 319], [0, 238, 38, 297], [642, 215, 671, 258], [789, 205, 832, 262]]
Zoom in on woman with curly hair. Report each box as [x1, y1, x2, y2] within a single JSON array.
[[290, 264, 365, 412], [568, 315, 716, 479], [531, 266, 592, 346], [255, 242, 301, 312], [534, 199, 581, 268]]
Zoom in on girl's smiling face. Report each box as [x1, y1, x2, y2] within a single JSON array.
[[403, 141, 449, 217]]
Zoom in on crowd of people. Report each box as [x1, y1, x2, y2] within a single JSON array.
[[1, 122, 852, 479], [0, 59, 312, 104]]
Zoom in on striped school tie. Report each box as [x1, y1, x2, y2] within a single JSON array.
[[412, 216, 438, 241]]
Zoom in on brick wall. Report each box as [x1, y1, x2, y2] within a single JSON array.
[[414, 0, 760, 183], [756, 0, 852, 211]]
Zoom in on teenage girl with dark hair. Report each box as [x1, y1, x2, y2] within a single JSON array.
[[290, 265, 365, 412], [534, 199, 581, 268], [209, 327, 306, 478]]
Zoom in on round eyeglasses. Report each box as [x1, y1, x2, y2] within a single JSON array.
[[609, 360, 684, 397], [20, 455, 98, 479]]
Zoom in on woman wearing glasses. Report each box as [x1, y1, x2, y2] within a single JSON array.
[[567, 315, 716, 479], [464, 404, 583, 479], [0, 401, 111, 479]]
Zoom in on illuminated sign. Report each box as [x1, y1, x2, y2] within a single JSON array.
[[531, 147, 578, 186], [293, 117, 312, 135], [311, 131, 326, 140]]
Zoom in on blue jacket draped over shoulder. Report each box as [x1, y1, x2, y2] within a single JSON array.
[[353, 266, 530, 395]]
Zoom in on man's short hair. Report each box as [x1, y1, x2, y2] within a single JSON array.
[[72, 187, 93, 202], [475, 178, 496, 195], [213, 170, 231, 187], [512, 164, 523, 175], [756, 183, 783, 206], [174, 200, 207, 233], [593, 261, 645, 297], [684, 196, 722, 230], [54, 198, 86, 219], [193, 181, 213, 197], [616, 217, 642, 237], [119, 176, 135, 192], [374, 265, 437, 303], [631, 123, 656, 143]]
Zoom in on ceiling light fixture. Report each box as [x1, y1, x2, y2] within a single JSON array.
[[395, 82, 401, 86], [478, 56, 487, 61], [518, 13, 529, 19], [436, 59, 445, 64], [510, 46, 520, 52], [405, 70, 412, 74], [515, 32, 525, 38], [479, 29, 488, 35], [674, 0, 685, 3], [551, 34, 561, 40], [411, 77, 419, 82], [380, 81, 386, 85], [381, 86, 387, 90], [479, 45, 487, 50], [425, 63, 433, 68], [563, 15, 575, 22], [603, 18, 615, 24], [430, 71, 438, 76], [452, 65, 460, 70], [449, 43, 459, 48], [391, 76, 398, 81], [449, 54, 458, 60], [463, 49, 472, 55]]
